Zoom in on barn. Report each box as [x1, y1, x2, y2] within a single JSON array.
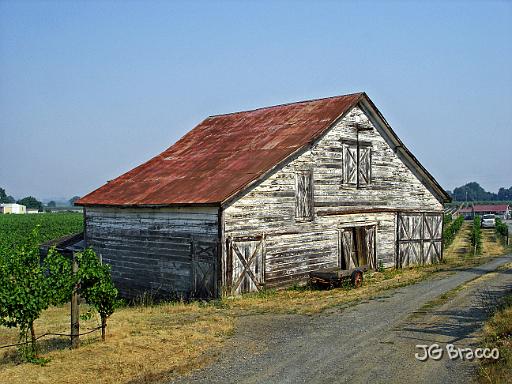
[[76, 92, 450, 299]]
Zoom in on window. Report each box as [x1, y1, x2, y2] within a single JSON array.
[[342, 141, 372, 187], [295, 170, 313, 220]]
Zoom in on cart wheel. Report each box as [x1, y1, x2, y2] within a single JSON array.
[[351, 270, 363, 288]]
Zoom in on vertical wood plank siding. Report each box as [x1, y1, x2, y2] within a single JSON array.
[[223, 106, 443, 289], [85, 206, 218, 299]]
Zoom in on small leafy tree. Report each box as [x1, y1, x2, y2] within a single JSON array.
[[76, 249, 120, 341]]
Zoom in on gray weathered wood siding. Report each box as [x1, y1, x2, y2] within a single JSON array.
[[223, 105, 443, 290], [84, 206, 218, 299]]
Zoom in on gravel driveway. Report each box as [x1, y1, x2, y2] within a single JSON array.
[[171, 254, 512, 384]]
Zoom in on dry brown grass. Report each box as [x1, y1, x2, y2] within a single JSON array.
[[0, 303, 233, 384], [0, 223, 509, 384], [481, 229, 507, 257], [479, 294, 512, 384], [224, 267, 435, 315]]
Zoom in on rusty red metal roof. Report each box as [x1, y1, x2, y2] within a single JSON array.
[[458, 204, 509, 213], [77, 93, 364, 206]]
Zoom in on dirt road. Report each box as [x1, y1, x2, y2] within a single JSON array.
[[172, 255, 512, 384]]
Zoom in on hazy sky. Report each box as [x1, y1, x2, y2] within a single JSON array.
[[1, 0, 511, 201]]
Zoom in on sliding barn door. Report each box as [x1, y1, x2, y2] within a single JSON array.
[[397, 213, 443, 267], [227, 236, 265, 295], [398, 214, 423, 267], [423, 214, 443, 264]]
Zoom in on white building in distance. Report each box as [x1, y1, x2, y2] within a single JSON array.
[[0, 203, 27, 214]]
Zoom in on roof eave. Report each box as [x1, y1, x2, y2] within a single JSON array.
[[76, 202, 221, 208]]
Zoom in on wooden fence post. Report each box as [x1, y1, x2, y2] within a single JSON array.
[[71, 252, 80, 349]]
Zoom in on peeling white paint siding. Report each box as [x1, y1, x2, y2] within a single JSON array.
[[223, 106, 443, 289], [85, 206, 218, 298], [84, 105, 444, 297]]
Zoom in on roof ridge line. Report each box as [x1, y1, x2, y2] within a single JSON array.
[[207, 92, 364, 118]]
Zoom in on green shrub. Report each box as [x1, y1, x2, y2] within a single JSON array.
[[77, 248, 121, 341], [471, 215, 482, 255], [0, 228, 72, 359], [495, 218, 509, 239], [443, 215, 464, 249]]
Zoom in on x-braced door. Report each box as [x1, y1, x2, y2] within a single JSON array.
[[227, 236, 265, 295], [191, 237, 218, 299], [423, 214, 443, 264], [397, 213, 443, 267], [397, 214, 423, 267]]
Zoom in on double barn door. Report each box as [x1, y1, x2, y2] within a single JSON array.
[[397, 213, 443, 267], [339, 225, 376, 270]]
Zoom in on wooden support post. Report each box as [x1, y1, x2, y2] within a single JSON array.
[[71, 252, 80, 349]]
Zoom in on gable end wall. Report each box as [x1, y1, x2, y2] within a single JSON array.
[[223, 105, 443, 289]]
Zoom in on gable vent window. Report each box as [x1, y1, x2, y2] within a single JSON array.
[[342, 141, 372, 187], [295, 170, 313, 220]]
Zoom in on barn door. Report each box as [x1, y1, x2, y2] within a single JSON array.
[[339, 226, 376, 270], [191, 237, 218, 298], [397, 214, 423, 267], [339, 229, 357, 269], [227, 236, 265, 295], [423, 214, 443, 264], [397, 213, 443, 267], [365, 226, 376, 269]]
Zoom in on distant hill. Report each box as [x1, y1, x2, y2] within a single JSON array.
[[447, 182, 512, 202]]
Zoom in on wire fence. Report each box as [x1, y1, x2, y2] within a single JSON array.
[[0, 326, 103, 349]]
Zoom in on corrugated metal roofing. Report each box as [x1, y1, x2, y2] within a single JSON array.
[[76, 92, 450, 207], [77, 93, 363, 206], [458, 204, 509, 213]]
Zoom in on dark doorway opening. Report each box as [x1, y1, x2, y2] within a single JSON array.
[[339, 226, 376, 270]]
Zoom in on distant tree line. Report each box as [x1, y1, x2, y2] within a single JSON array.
[[447, 182, 512, 202], [0, 188, 16, 204], [0, 187, 81, 211]]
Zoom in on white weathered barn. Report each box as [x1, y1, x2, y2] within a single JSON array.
[[76, 93, 450, 299]]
